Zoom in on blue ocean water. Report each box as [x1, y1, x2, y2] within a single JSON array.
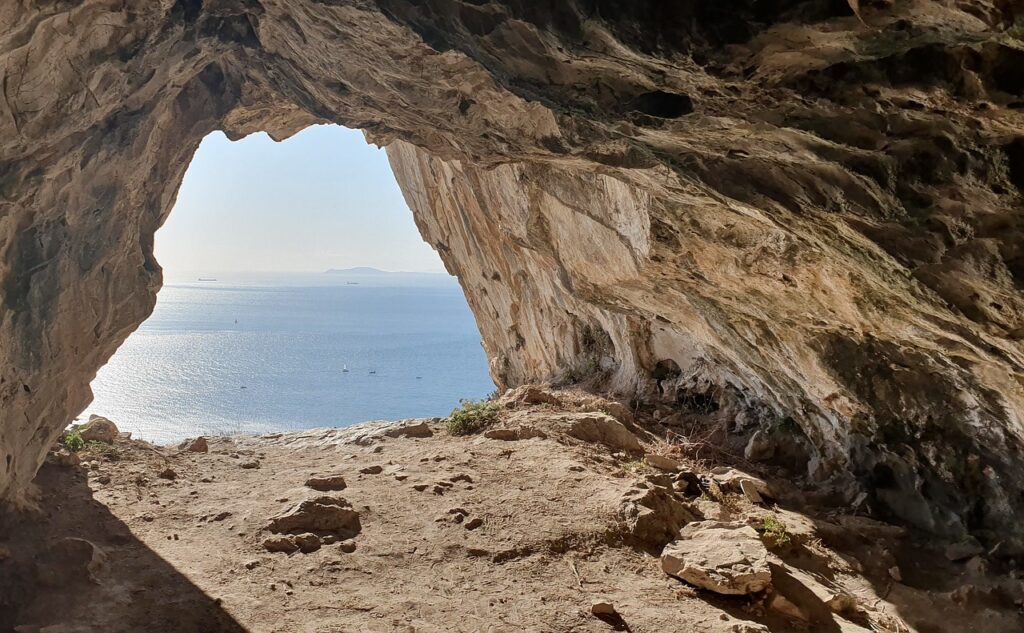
[[80, 272, 495, 444]]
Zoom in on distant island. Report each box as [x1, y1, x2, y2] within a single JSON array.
[[325, 267, 444, 275]]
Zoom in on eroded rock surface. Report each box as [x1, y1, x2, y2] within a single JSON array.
[[1, 1, 1024, 541]]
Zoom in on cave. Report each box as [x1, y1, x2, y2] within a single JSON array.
[[3, 0, 1024, 556]]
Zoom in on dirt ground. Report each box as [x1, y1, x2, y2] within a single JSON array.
[[2, 389, 1022, 633]]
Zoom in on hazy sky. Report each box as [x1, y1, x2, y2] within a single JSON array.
[[155, 125, 445, 276]]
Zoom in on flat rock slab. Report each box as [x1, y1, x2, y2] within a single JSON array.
[[662, 521, 771, 595]]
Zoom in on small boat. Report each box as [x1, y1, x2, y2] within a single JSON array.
[[369, 370, 377, 375], [342, 365, 349, 373], [198, 277, 217, 282]]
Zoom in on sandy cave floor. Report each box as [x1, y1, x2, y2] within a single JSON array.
[[1, 390, 1022, 633]]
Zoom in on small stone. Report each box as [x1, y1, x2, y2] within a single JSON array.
[[80, 415, 119, 443], [888, 566, 902, 582], [96, 474, 111, 485], [158, 467, 177, 480], [464, 517, 484, 530], [211, 511, 231, 522], [450, 473, 473, 483], [739, 479, 763, 504], [240, 460, 260, 469], [768, 593, 808, 621], [263, 536, 299, 554], [244, 559, 260, 570], [183, 437, 209, 453], [338, 540, 357, 553], [359, 465, 383, 475], [394, 474, 408, 481], [305, 474, 347, 491], [293, 533, 322, 553], [590, 601, 617, 617], [412, 484, 429, 492]]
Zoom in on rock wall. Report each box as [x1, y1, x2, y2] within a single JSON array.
[[2, 1, 1024, 539]]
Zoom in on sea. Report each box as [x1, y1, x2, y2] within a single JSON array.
[[79, 270, 496, 444]]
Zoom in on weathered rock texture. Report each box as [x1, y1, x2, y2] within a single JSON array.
[[2, 1, 1024, 539]]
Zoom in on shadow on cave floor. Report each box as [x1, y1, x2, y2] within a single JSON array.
[[0, 460, 248, 633]]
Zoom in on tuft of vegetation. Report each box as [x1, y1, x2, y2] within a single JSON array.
[[1009, 17, 1024, 41], [62, 430, 85, 452], [446, 399, 499, 436], [760, 513, 791, 548]]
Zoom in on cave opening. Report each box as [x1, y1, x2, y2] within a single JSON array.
[[80, 125, 495, 444]]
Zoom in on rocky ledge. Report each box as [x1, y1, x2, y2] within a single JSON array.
[[2, 390, 1021, 632]]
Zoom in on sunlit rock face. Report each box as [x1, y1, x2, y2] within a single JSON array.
[[2, 1, 1024, 538]]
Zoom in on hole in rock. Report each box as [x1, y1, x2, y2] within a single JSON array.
[[628, 91, 694, 118], [80, 125, 495, 444]]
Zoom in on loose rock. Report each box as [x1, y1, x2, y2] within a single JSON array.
[[183, 437, 209, 453], [79, 415, 119, 444], [305, 474, 347, 491], [266, 496, 362, 539], [661, 522, 772, 595]]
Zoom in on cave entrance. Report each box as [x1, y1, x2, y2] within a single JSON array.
[[79, 125, 495, 444]]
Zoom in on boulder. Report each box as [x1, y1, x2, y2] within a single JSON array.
[[383, 420, 433, 439], [305, 474, 347, 491], [35, 538, 106, 587], [267, 496, 362, 538], [498, 385, 561, 408], [661, 522, 772, 595], [560, 413, 642, 453], [183, 437, 209, 453], [79, 415, 119, 444], [621, 485, 697, 550], [709, 467, 773, 498]]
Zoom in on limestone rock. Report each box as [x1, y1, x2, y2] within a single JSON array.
[[644, 454, 682, 472], [661, 522, 772, 595], [498, 385, 561, 408], [35, 538, 106, 587], [267, 497, 361, 539], [383, 420, 433, 439], [621, 485, 697, 550], [559, 414, 642, 454], [293, 533, 322, 554], [182, 437, 209, 453], [305, 474, 347, 492], [79, 416, 118, 444], [1, 0, 1024, 544], [262, 536, 299, 554]]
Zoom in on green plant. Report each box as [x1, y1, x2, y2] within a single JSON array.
[[761, 513, 791, 548], [1009, 17, 1024, 41], [446, 399, 499, 436], [63, 430, 85, 452]]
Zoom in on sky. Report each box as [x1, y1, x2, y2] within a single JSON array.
[[155, 125, 446, 278]]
